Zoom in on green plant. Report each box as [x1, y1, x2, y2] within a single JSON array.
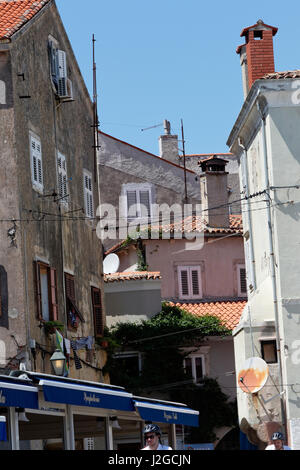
[[42, 320, 65, 335], [102, 303, 236, 442]]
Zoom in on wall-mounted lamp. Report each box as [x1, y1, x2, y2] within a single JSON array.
[[50, 349, 66, 376]]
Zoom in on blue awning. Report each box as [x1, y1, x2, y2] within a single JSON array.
[[40, 378, 135, 412], [133, 398, 199, 427], [0, 378, 39, 409]]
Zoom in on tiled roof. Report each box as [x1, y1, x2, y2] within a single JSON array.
[[156, 214, 243, 236], [104, 214, 243, 255], [261, 70, 300, 80], [0, 0, 50, 40], [182, 153, 234, 158], [104, 271, 161, 283], [167, 300, 247, 330]]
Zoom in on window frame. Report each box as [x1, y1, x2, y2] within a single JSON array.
[[83, 170, 94, 219], [260, 339, 278, 364], [34, 261, 58, 322], [91, 286, 104, 338], [183, 354, 205, 383], [122, 183, 153, 221], [237, 264, 247, 297], [57, 151, 69, 206], [178, 265, 202, 300], [29, 133, 43, 193]]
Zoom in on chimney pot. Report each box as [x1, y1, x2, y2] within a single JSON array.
[[237, 20, 278, 97]]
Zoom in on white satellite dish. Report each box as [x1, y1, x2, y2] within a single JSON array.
[[103, 253, 120, 274], [237, 357, 269, 394]]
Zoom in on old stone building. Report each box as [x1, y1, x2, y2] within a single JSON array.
[[0, 0, 105, 382]]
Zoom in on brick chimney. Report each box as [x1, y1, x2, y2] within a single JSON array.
[[158, 120, 179, 164], [199, 156, 230, 228], [236, 20, 278, 98]]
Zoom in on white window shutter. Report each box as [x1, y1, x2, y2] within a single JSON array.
[[139, 190, 151, 217], [191, 268, 201, 296], [178, 266, 202, 300], [30, 135, 43, 191], [127, 190, 138, 218], [84, 171, 94, 218], [57, 152, 68, 203]]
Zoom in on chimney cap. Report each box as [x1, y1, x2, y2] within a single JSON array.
[[240, 19, 278, 38]]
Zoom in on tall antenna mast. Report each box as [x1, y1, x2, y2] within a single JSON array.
[[92, 34, 100, 182], [181, 119, 188, 204]]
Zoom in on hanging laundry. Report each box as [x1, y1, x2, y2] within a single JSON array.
[[72, 336, 94, 351], [70, 340, 82, 370]]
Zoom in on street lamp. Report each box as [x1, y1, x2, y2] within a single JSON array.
[[50, 349, 66, 376]]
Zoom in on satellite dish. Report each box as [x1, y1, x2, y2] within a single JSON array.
[[237, 357, 269, 394], [103, 253, 120, 274]]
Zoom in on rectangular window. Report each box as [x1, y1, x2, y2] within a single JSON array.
[[113, 351, 142, 376], [261, 340, 277, 364], [237, 264, 247, 297], [91, 286, 104, 337], [57, 152, 68, 204], [83, 170, 94, 218], [65, 273, 84, 329], [34, 261, 58, 321], [30, 134, 43, 192], [125, 186, 152, 219], [183, 355, 205, 383], [178, 266, 202, 300]]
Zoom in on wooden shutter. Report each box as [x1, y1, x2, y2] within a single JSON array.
[[178, 266, 202, 299], [139, 190, 151, 217], [179, 268, 189, 298], [91, 287, 104, 337], [65, 273, 75, 302], [30, 135, 43, 190], [127, 190, 138, 218], [84, 172, 94, 218], [191, 268, 200, 296], [34, 261, 42, 320], [239, 266, 247, 294], [50, 268, 58, 321]]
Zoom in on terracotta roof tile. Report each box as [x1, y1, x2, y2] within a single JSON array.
[[261, 70, 300, 80], [104, 214, 243, 255], [167, 300, 247, 330], [0, 0, 50, 40], [104, 271, 161, 283]]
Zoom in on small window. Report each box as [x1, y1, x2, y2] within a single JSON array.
[[178, 266, 202, 300], [261, 340, 277, 364], [183, 355, 205, 383], [83, 170, 94, 218], [30, 134, 43, 192], [65, 273, 84, 330], [237, 264, 247, 297], [34, 261, 58, 321], [57, 151, 68, 204], [123, 184, 152, 220], [113, 351, 142, 376]]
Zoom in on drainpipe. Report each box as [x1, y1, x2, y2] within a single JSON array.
[[256, 101, 286, 433], [238, 138, 257, 292]]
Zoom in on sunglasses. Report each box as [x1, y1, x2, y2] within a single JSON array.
[[145, 434, 156, 440]]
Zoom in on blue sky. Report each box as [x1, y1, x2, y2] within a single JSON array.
[[56, 0, 300, 156]]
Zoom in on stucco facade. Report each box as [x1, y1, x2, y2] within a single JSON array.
[[228, 78, 300, 448]]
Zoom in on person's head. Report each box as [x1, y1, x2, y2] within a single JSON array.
[[271, 432, 284, 450], [144, 424, 161, 449]]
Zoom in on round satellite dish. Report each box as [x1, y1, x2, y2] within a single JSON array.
[[103, 253, 120, 274], [237, 357, 269, 394]]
